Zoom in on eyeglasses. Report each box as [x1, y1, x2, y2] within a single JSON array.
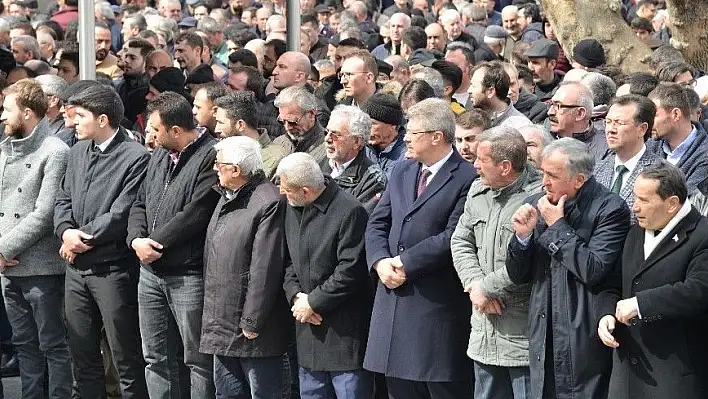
[[679, 79, 697, 89], [549, 101, 583, 111], [214, 161, 234, 167], [407, 130, 437, 135], [605, 118, 636, 127], [277, 114, 305, 126], [338, 71, 368, 80]]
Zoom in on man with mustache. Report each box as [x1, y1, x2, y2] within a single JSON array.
[[362, 93, 406, 177], [95, 21, 123, 79], [524, 39, 562, 102]]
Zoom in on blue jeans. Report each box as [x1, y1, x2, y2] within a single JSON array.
[[138, 268, 214, 398], [473, 361, 531, 399], [2, 275, 72, 399], [298, 367, 373, 399], [214, 355, 286, 399]]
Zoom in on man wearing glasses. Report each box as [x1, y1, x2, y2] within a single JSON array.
[[339, 50, 378, 108], [548, 82, 611, 162], [272, 86, 328, 164]]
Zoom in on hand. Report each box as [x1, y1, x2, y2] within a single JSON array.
[[243, 330, 259, 340], [537, 194, 567, 227], [61, 229, 94, 253], [59, 243, 77, 264], [615, 297, 639, 325], [374, 258, 406, 289], [131, 238, 164, 264], [305, 313, 323, 325], [598, 315, 619, 348], [0, 254, 19, 273], [512, 203, 538, 239], [479, 298, 505, 315], [292, 293, 315, 323], [466, 281, 504, 315]]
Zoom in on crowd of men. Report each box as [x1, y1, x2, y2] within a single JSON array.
[[0, 0, 707, 398]]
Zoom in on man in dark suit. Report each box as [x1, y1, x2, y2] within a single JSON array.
[[364, 98, 477, 399], [596, 161, 708, 399], [278, 152, 374, 399], [506, 137, 631, 399], [595, 94, 660, 223]]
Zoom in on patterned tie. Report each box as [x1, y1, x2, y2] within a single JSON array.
[[611, 165, 628, 194], [416, 168, 431, 198]]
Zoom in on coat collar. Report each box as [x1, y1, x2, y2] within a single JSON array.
[[320, 150, 372, 187], [310, 177, 339, 213], [0, 119, 50, 157]]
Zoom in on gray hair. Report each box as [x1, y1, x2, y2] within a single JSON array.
[[541, 137, 595, 177], [0, 19, 9, 34], [35, 74, 69, 98], [153, 17, 177, 43], [406, 98, 455, 144], [197, 16, 220, 35], [274, 86, 317, 112], [440, 9, 461, 24], [124, 14, 147, 31], [580, 72, 616, 106], [11, 35, 40, 60], [411, 67, 444, 98], [519, 124, 555, 147], [36, 32, 55, 49], [467, 5, 487, 22], [558, 81, 594, 119], [330, 105, 372, 145], [476, 126, 528, 172], [313, 59, 335, 72], [276, 152, 325, 189], [96, 1, 115, 20], [213, 136, 264, 177], [562, 68, 589, 83]]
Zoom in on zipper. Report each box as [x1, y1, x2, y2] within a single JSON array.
[[151, 162, 176, 231]]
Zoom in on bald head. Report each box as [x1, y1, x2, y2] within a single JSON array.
[[273, 51, 312, 89], [389, 13, 411, 43], [425, 23, 446, 52], [146, 50, 173, 78]]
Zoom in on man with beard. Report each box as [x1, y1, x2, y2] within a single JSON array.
[[115, 39, 154, 124], [271, 51, 331, 127], [321, 105, 386, 213], [362, 93, 406, 177], [95, 21, 123, 79], [174, 32, 204, 78], [469, 62, 530, 129], [455, 109, 490, 163], [524, 39, 562, 101], [272, 86, 327, 164]]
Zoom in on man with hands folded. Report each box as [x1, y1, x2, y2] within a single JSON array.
[[595, 161, 708, 399]]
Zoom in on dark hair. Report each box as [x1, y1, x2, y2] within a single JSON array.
[[399, 79, 435, 105], [590, 65, 626, 89], [657, 61, 694, 83], [637, 0, 658, 8], [138, 29, 159, 42], [10, 21, 35, 37], [301, 10, 318, 27], [3, 78, 48, 118], [621, 72, 659, 97], [516, 64, 533, 87], [476, 62, 510, 100], [432, 60, 463, 93], [446, 42, 475, 68], [264, 38, 287, 58], [230, 29, 258, 48], [193, 2, 212, 13], [127, 38, 156, 59], [65, 0, 78, 6], [175, 32, 204, 50], [67, 85, 124, 128], [336, 37, 366, 49], [147, 91, 197, 131], [650, 45, 684, 71], [197, 81, 228, 102], [611, 94, 657, 140], [228, 49, 258, 69], [94, 20, 110, 31], [455, 108, 490, 130], [639, 160, 687, 203], [411, 15, 427, 29], [8, 66, 36, 79], [648, 82, 693, 120], [401, 26, 426, 52], [519, 3, 541, 23], [36, 20, 64, 41], [229, 65, 265, 102], [95, 72, 113, 87], [684, 86, 701, 113], [23, 60, 53, 76], [59, 41, 80, 74], [214, 91, 258, 130], [630, 17, 653, 32], [64, 20, 79, 42]]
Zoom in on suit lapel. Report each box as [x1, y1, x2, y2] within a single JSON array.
[[407, 153, 460, 214], [402, 162, 420, 210], [619, 152, 658, 200], [634, 209, 699, 277], [595, 158, 614, 188]]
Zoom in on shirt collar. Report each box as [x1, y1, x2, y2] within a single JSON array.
[[423, 149, 454, 174], [615, 144, 646, 175], [663, 124, 698, 160], [168, 130, 204, 165], [328, 157, 355, 178], [95, 128, 119, 152]]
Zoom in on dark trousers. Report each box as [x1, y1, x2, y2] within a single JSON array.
[[65, 266, 147, 399], [214, 355, 286, 399], [298, 367, 373, 399], [386, 377, 473, 399]]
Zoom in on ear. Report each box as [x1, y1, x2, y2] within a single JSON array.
[[667, 196, 682, 213], [670, 107, 683, 122], [500, 159, 514, 176], [574, 173, 587, 189], [576, 106, 588, 120]]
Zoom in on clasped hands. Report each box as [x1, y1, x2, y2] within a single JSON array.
[[375, 255, 406, 289], [59, 229, 94, 264], [291, 293, 323, 325], [598, 297, 640, 348], [466, 281, 505, 315], [131, 238, 164, 264]]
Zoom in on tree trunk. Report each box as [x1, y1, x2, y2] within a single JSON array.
[[665, 0, 708, 71], [540, 0, 652, 73]]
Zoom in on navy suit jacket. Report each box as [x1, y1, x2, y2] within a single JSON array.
[[364, 150, 477, 382]]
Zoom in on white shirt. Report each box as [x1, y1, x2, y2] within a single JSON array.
[[329, 158, 355, 179], [422, 150, 454, 186], [452, 92, 470, 106], [95, 128, 120, 152], [611, 145, 646, 190]]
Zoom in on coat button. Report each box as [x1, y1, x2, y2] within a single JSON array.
[[537, 355, 541, 361], [25, 164, 30, 168], [630, 357, 638, 365], [404, 216, 412, 222], [0, 213, 3, 217], [17, 187, 21, 193], [540, 312, 545, 318], [14, 213, 19, 218], [634, 280, 640, 285], [398, 245, 404, 252]]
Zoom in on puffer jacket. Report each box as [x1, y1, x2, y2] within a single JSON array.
[[451, 165, 543, 367]]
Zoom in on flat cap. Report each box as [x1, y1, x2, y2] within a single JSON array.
[[484, 25, 507, 40], [524, 38, 559, 59]]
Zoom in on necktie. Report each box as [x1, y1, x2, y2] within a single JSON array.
[[416, 168, 431, 198], [611, 165, 628, 194]]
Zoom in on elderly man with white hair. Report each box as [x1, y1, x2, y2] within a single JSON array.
[[320, 105, 386, 213], [440, 9, 477, 48], [372, 12, 410, 59], [34, 74, 75, 144], [519, 124, 555, 168], [278, 152, 374, 399], [201, 136, 293, 398]]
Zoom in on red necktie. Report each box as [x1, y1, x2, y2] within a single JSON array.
[[416, 169, 431, 198]]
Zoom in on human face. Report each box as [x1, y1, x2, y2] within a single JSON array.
[[175, 42, 201, 71], [442, 17, 462, 41], [193, 5, 209, 19], [528, 57, 553, 84], [122, 47, 145, 76], [146, 53, 172, 77], [548, 87, 584, 136], [147, 111, 177, 149], [279, 177, 310, 207], [166, 2, 182, 22], [469, 68, 493, 111], [651, 100, 674, 139], [257, 9, 271, 32], [95, 27, 112, 62], [57, 59, 79, 83], [61, 104, 77, 128], [389, 15, 408, 43], [192, 89, 216, 129], [425, 24, 446, 52], [369, 120, 398, 149], [340, 57, 373, 98], [329, 14, 340, 32], [241, 10, 253, 25], [445, 49, 470, 81], [227, 71, 249, 92], [404, 117, 440, 162], [543, 21, 556, 41], [278, 103, 314, 136], [334, 45, 357, 71], [634, 28, 651, 41], [325, 116, 361, 164], [473, 141, 509, 188], [516, 9, 531, 31], [73, 106, 105, 140], [604, 103, 645, 153], [214, 150, 238, 188], [519, 128, 544, 167], [540, 150, 584, 204], [0, 93, 24, 137], [455, 124, 482, 163], [8, 4, 25, 16], [214, 107, 237, 138], [502, 10, 520, 36], [674, 70, 694, 86], [638, 3, 656, 19], [273, 54, 304, 89], [10, 42, 31, 64], [506, 68, 520, 103], [632, 175, 679, 230]]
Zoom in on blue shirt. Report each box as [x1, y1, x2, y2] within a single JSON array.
[[365, 131, 406, 178], [663, 125, 698, 165]]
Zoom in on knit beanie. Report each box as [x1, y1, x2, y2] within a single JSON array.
[[150, 67, 186, 93], [572, 38, 606, 68], [185, 64, 215, 85], [361, 93, 403, 127]]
